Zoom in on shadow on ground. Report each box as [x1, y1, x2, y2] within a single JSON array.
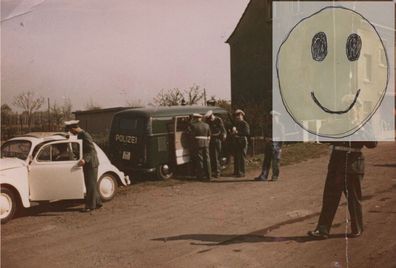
[[152, 232, 347, 246], [19, 199, 83, 218]]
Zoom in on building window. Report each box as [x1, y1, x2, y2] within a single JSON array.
[[364, 54, 372, 82], [379, 46, 387, 67]]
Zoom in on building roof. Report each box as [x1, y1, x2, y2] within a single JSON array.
[[226, 0, 253, 44], [226, 0, 269, 44]]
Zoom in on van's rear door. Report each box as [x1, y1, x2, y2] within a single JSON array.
[[110, 116, 146, 168], [174, 116, 191, 165]]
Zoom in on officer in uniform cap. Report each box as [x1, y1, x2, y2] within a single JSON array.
[[205, 110, 226, 178], [231, 109, 250, 177], [188, 113, 211, 180], [65, 120, 102, 212]]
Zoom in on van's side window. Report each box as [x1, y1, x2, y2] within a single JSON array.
[[176, 117, 190, 132], [152, 117, 171, 134]]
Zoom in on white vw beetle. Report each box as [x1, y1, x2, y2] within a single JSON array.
[[0, 132, 130, 223]]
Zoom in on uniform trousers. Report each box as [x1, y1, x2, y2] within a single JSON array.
[[83, 166, 102, 209], [259, 141, 282, 180], [233, 137, 247, 176], [209, 138, 222, 176], [195, 147, 211, 179], [317, 151, 364, 234]]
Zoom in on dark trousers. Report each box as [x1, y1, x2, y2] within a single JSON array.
[[209, 138, 222, 176], [195, 147, 211, 179], [233, 138, 247, 176], [259, 142, 282, 180], [317, 171, 363, 234], [83, 166, 102, 209]]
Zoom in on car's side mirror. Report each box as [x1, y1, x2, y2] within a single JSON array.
[[28, 155, 33, 165]]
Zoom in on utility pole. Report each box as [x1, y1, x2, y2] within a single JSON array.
[[48, 98, 51, 131]]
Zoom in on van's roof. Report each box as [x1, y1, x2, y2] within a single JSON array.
[[114, 105, 228, 118]]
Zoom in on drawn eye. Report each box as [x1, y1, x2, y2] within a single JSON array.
[[346, 33, 362, 61], [311, 32, 327, 61]]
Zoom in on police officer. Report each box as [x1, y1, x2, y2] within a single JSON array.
[[65, 120, 102, 212], [189, 113, 211, 180], [231, 109, 250, 177], [308, 139, 377, 239], [255, 111, 285, 181], [205, 110, 226, 178]]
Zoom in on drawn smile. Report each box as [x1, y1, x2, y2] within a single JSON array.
[[310, 89, 361, 114]]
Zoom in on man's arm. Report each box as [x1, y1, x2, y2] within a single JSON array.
[[79, 131, 96, 164]]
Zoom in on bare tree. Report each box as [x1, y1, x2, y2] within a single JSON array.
[[85, 98, 102, 110], [153, 88, 184, 106], [153, 85, 206, 106], [62, 97, 73, 121], [50, 103, 64, 131], [1, 104, 12, 125], [13, 91, 44, 130], [184, 85, 205, 105], [126, 99, 144, 108], [1, 104, 15, 140]]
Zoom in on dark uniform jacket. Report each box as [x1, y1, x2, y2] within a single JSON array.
[[189, 121, 211, 148], [77, 130, 99, 168], [328, 141, 377, 175], [234, 120, 250, 139], [207, 117, 226, 140]]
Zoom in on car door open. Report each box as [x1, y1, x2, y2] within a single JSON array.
[[29, 140, 85, 201]]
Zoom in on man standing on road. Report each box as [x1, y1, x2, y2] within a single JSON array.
[[189, 114, 211, 181], [65, 120, 102, 213], [205, 110, 226, 178], [255, 111, 285, 181], [308, 138, 377, 239], [231, 109, 250, 177]]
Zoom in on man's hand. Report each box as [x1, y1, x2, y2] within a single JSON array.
[[78, 159, 86, 166]]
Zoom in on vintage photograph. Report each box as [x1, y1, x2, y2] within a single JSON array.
[[1, 1, 395, 267]]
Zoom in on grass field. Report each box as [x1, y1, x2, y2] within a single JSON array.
[[247, 142, 329, 168]]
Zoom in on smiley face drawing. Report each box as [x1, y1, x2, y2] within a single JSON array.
[[277, 6, 388, 138]]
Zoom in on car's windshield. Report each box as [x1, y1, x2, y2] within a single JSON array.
[[1, 140, 32, 160]]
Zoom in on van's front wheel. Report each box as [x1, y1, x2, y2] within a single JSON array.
[[157, 164, 173, 180]]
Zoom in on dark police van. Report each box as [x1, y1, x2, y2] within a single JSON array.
[[109, 106, 231, 179]]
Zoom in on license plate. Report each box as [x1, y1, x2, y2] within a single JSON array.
[[122, 151, 131, 160]]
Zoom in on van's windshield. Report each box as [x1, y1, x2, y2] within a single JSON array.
[[115, 117, 146, 133], [119, 118, 139, 131]]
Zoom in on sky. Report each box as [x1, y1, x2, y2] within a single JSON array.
[[1, 0, 249, 111]]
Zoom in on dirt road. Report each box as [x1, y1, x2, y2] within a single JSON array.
[[2, 142, 396, 268]]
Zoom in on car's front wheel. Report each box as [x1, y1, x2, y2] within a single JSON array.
[[0, 187, 17, 224], [98, 173, 118, 201]]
